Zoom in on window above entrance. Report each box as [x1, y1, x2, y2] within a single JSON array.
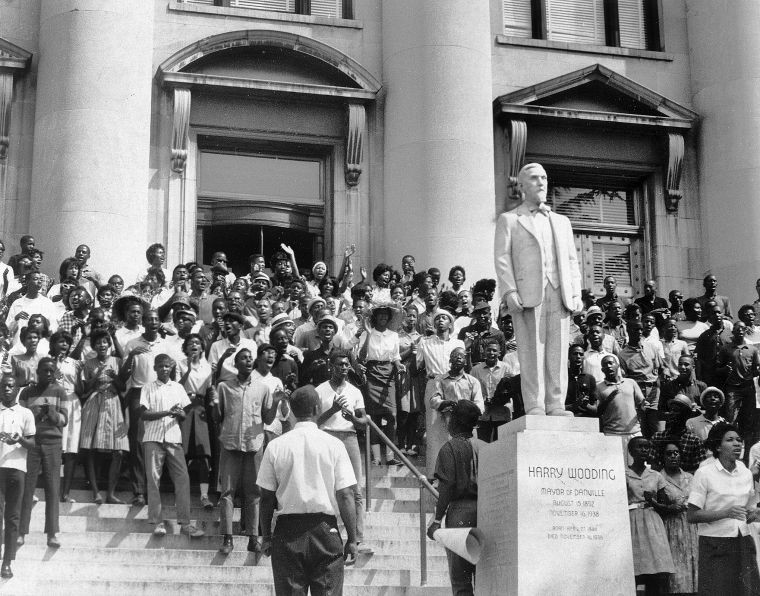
[[502, 0, 662, 51]]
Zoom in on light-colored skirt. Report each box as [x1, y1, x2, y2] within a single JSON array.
[[629, 506, 675, 576], [79, 390, 129, 452], [60, 392, 82, 454], [662, 511, 698, 593]]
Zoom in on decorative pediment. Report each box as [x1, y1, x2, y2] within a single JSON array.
[[495, 64, 698, 213], [157, 30, 380, 103], [494, 63, 698, 130], [0, 38, 32, 71]]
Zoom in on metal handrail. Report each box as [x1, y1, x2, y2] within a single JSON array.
[[363, 415, 438, 586]]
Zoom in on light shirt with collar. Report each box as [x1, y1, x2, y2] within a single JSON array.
[[177, 357, 212, 395], [470, 361, 509, 401], [316, 379, 365, 433], [0, 401, 35, 472], [360, 328, 400, 362], [660, 337, 690, 378], [582, 347, 616, 384], [685, 414, 725, 442], [208, 335, 258, 384], [125, 335, 168, 390], [140, 380, 190, 444], [252, 369, 289, 435], [5, 294, 60, 342], [688, 458, 757, 537], [115, 326, 144, 355], [428, 371, 485, 413], [217, 375, 272, 452], [416, 335, 466, 377], [256, 420, 356, 516]]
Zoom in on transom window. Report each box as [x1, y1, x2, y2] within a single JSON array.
[[502, 0, 661, 51], [547, 171, 648, 298]]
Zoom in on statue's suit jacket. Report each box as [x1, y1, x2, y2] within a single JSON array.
[[494, 205, 581, 310]]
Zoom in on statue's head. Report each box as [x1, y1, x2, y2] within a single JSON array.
[[517, 163, 547, 208]]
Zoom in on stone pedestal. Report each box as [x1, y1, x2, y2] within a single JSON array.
[[476, 416, 635, 596]]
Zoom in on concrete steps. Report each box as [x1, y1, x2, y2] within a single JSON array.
[[4, 454, 449, 595]]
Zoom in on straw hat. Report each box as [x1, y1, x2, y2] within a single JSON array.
[[363, 300, 404, 332]]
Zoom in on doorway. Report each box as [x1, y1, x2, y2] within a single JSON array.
[[199, 224, 319, 277]]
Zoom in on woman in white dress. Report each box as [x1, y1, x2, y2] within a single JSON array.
[[50, 330, 83, 502]]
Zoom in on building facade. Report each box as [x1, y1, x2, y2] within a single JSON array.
[[0, 0, 756, 307]]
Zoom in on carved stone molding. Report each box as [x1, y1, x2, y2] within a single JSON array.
[[505, 119, 527, 201], [345, 103, 365, 187], [171, 88, 191, 173], [665, 132, 684, 213], [0, 73, 12, 160]]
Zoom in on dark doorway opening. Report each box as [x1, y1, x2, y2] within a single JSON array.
[[201, 224, 318, 277]]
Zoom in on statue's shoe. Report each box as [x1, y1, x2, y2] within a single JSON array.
[[547, 408, 574, 417]]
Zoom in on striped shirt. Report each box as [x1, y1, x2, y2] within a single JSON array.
[[140, 380, 190, 444]]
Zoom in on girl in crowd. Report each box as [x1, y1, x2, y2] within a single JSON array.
[[397, 305, 423, 456], [626, 436, 675, 595], [657, 441, 699, 595], [371, 263, 393, 305], [47, 257, 81, 302], [50, 330, 83, 503], [177, 334, 215, 509], [306, 262, 327, 298], [676, 298, 709, 352], [79, 329, 128, 504], [9, 313, 49, 357], [688, 422, 760, 595], [447, 265, 466, 294], [11, 326, 42, 388], [357, 302, 404, 466]]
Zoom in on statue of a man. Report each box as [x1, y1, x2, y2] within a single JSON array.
[[494, 163, 582, 416]]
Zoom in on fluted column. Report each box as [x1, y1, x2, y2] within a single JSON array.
[[29, 1, 153, 279], [381, 1, 495, 280], [686, 0, 760, 307]]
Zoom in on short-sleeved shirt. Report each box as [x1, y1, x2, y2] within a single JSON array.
[[0, 402, 36, 472], [626, 466, 666, 506], [257, 421, 356, 516], [140, 380, 191, 444], [125, 335, 168, 390], [688, 459, 757, 537], [114, 326, 143, 355], [618, 343, 662, 383], [177, 358, 212, 396], [596, 378, 644, 435], [217, 376, 271, 452], [660, 338, 690, 378], [316, 380, 365, 433], [208, 336, 258, 385]]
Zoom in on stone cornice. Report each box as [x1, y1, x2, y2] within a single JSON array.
[[0, 37, 32, 71]]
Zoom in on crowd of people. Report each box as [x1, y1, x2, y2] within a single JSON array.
[[1, 233, 760, 594]]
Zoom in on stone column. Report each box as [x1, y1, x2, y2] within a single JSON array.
[[29, 1, 153, 280], [381, 1, 495, 281], [686, 0, 760, 307]]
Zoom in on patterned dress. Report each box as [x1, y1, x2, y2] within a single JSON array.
[[78, 356, 128, 452], [661, 469, 699, 593], [57, 356, 82, 454]]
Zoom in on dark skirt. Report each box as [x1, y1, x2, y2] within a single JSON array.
[[180, 398, 211, 459], [698, 534, 760, 596], [365, 360, 397, 415]]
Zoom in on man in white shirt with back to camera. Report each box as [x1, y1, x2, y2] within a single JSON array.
[[258, 385, 358, 596]]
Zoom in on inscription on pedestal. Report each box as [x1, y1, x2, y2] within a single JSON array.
[[477, 418, 635, 596]]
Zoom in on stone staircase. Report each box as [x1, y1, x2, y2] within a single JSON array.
[[2, 462, 450, 595]]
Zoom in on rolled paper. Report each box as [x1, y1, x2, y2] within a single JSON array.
[[433, 527, 485, 565]]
